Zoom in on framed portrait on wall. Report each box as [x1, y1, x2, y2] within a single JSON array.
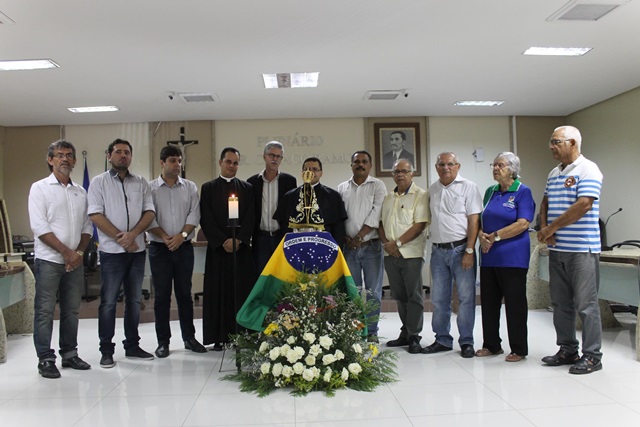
[[374, 122, 421, 177]]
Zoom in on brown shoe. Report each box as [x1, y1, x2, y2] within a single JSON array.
[[505, 353, 525, 362], [475, 348, 504, 357]]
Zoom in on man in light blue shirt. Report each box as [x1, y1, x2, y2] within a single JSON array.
[[88, 138, 155, 368]]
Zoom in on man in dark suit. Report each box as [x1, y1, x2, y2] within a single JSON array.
[[383, 130, 415, 169], [247, 141, 297, 273], [274, 157, 347, 245]]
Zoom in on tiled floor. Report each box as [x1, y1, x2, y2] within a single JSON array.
[[2, 309, 639, 427]]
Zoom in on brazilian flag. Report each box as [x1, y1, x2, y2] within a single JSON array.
[[237, 231, 359, 331]]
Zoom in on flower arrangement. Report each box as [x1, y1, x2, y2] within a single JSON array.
[[224, 274, 397, 397]]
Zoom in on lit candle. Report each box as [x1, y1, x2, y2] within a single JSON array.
[[228, 194, 239, 219]]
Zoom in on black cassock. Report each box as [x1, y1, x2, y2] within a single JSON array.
[[200, 177, 257, 345]]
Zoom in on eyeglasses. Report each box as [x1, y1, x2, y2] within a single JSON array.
[[266, 153, 283, 160], [549, 138, 570, 146], [490, 162, 507, 169], [305, 167, 321, 172], [436, 162, 459, 168], [53, 153, 75, 160], [391, 169, 411, 176]]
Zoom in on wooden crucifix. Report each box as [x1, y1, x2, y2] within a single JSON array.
[[166, 126, 198, 178]]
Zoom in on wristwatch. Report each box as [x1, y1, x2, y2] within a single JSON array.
[[181, 231, 188, 239], [354, 235, 363, 242], [395, 239, 403, 248], [465, 247, 474, 254], [493, 231, 501, 242]]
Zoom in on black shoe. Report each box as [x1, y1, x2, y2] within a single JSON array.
[[100, 354, 115, 369], [460, 344, 475, 358], [569, 355, 603, 374], [184, 338, 207, 353], [38, 360, 61, 379], [61, 356, 91, 370], [386, 337, 410, 347], [408, 336, 422, 354], [421, 342, 453, 354], [125, 346, 154, 360], [212, 343, 224, 352], [541, 349, 580, 366], [155, 344, 170, 358]]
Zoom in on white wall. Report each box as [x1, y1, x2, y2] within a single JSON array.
[[568, 86, 640, 245], [215, 118, 366, 188]]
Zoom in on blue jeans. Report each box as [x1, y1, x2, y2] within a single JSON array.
[[430, 244, 477, 347], [149, 242, 196, 344], [33, 259, 84, 362], [549, 251, 602, 359], [98, 251, 146, 354], [344, 239, 384, 335]]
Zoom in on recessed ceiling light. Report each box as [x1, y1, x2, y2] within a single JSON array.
[[0, 59, 59, 71], [454, 101, 505, 107], [67, 106, 119, 113], [263, 72, 319, 89], [523, 47, 592, 56]]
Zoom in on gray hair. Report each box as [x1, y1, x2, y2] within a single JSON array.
[[393, 158, 414, 172], [555, 125, 582, 152], [436, 151, 460, 164], [263, 141, 284, 155], [494, 152, 520, 179]]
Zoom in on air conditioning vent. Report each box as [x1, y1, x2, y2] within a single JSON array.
[[178, 93, 216, 103], [547, 1, 628, 21], [364, 90, 404, 101]]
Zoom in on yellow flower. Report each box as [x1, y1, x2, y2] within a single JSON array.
[[369, 344, 379, 357], [299, 283, 308, 291], [264, 323, 279, 335]]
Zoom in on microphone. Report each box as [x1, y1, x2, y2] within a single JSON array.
[[604, 208, 622, 227]]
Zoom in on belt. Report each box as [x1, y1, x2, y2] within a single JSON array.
[[433, 238, 467, 249], [360, 238, 379, 248], [258, 230, 279, 237]]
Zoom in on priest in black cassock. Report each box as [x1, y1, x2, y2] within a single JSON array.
[[200, 147, 256, 351], [274, 157, 347, 245]]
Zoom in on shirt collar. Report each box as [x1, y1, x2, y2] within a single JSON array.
[[393, 182, 414, 195], [159, 174, 184, 187], [489, 179, 521, 193], [219, 175, 234, 183], [349, 175, 375, 186], [46, 173, 74, 187], [259, 169, 280, 182]]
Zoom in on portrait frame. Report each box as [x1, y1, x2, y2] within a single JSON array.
[[374, 122, 421, 177]]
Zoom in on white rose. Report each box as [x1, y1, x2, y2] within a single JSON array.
[[309, 344, 321, 357], [341, 367, 349, 381], [323, 368, 332, 382], [304, 355, 316, 366], [294, 346, 305, 357], [319, 335, 333, 350], [282, 365, 293, 378], [322, 354, 336, 365], [272, 363, 283, 377], [311, 367, 320, 378], [269, 348, 280, 361], [293, 362, 305, 375], [286, 336, 296, 345], [302, 369, 315, 381], [260, 362, 271, 375], [334, 349, 345, 360], [286, 349, 301, 364], [352, 343, 362, 353], [259, 342, 269, 353], [303, 332, 316, 344], [348, 363, 362, 375], [279, 344, 291, 356]]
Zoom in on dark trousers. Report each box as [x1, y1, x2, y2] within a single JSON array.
[[479, 266, 528, 356], [252, 233, 282, 274], [148, 242, 196, 344]]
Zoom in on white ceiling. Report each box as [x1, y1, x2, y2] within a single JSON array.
[[1, 0, 639, 127]]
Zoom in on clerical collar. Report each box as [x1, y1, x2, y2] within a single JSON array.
[[219, 175, 234, 183]]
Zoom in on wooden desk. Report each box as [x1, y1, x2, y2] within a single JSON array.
[[538, 247, 640, 360]]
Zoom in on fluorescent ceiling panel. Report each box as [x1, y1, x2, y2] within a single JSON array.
[[263, 72, 319, 88], [68, 106, 119, 113], [523, 47, 592, 56], [454, 101, 505, 107], [0, 59, 59, 71]]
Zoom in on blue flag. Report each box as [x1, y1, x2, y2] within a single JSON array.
[[83, 156, 99, 243]]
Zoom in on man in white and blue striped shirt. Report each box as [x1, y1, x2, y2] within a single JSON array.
[[538, 125, 604, 375]]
